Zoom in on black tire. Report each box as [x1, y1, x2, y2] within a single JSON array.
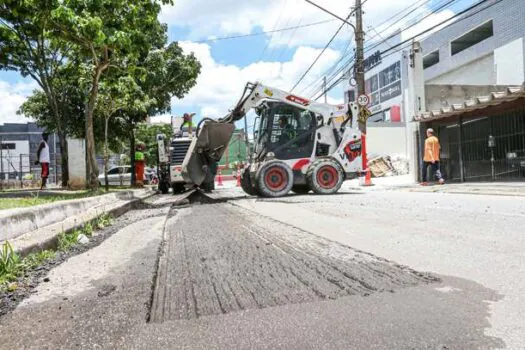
[[307, 158, 344, 195], [201, 180, 214, 193], [256, 160, 294, 198], [240, 168, 258, 196], [172, 183, 185, 194], [159, 181, 169, 194], [291, 185, 310, 195]]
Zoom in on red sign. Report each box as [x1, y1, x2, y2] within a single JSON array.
[[286, 95, 310, 106], [343, 140, 362, 162]]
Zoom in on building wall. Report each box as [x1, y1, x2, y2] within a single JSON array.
[[422, 0, 525, 85], [0, 123, 61, 181], [68, 139, 86, 188], [345, 31, 406, 123], [367, 124, 407, 157], [425, 84, 510, 111], [427, 54, 496, 85]]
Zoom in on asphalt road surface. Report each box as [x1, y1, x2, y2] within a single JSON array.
[[1, 187, 523, 349]]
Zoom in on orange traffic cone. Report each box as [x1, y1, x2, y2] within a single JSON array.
[[217, 168, 224, 186]]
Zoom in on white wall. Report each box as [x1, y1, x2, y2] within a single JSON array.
[[366, 125, 407, 157], [494, 38, 524, 85], [0, 140, 30, 175], [427, 54, 496, 85], [68, 138, 86, 188]]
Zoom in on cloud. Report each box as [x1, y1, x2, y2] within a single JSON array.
[[0, 80, 37, 125], [171, 41, 343, 119], [160, 0, 434, 48]]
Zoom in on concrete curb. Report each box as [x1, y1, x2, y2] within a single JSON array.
[[1, 189, 152, 241], [2, 189, 155, 256]]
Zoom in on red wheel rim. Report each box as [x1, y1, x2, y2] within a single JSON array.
[[265, 166, 288, 192], [317, 165, 338, 189]]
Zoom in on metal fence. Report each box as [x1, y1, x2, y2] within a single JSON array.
[[0, 153, 60, 188], [433, 107, 525, 182]]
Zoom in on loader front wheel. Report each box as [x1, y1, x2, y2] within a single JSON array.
[[256, 160, 293, 198], [307, 158, 344, 195]]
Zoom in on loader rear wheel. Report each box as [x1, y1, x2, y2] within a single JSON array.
[[172, 183, 185, 194], [307, 158, 344, 195], [291, 185, 310, 195], [240, 168, 258, 196], [256, 160, 293, 198]]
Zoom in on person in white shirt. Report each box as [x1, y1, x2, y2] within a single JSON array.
[[35, 132, 50, 190]]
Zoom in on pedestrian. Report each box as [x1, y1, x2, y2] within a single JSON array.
[[421, 128, 445, 186], [35, 132, 50, 190]]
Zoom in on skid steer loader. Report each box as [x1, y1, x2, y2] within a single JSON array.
[[181, 82, 363, 197]]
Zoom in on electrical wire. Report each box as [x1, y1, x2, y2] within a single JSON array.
[[311, 0, 459, 98], [290, 0, 369, 92], [303, 0, 433, 99], [315, 0, 503, 99], [193, 19, 336, 44]]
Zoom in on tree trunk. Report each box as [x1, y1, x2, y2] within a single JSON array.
[[104, 116, 109, 192], [86, 68, 104, 190], [57, 131, 69, 188]]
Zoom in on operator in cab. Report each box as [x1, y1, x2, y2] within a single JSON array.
[[279, 115, 296, 144]]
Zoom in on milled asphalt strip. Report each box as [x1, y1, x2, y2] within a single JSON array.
[[149, 199, 438, 323]]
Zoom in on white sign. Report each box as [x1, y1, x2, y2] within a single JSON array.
[[357, 94, 369, 106]]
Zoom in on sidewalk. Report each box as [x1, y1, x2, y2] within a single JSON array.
[[344, 175, 525, 197]]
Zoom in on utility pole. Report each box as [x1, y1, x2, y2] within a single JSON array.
[[354, 0, 372, 185]]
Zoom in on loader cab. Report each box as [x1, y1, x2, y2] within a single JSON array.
[[254, 101, 317, 160]]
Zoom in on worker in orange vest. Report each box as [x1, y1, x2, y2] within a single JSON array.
[[135, 143, 146, 187], [421, 128, 445, 186]]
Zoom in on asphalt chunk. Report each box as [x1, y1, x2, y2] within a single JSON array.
[[149, 203, 438, 322]]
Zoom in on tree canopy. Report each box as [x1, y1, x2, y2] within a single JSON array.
[[1, 0, 201, 189]]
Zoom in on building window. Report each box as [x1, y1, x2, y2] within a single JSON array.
[[0, 143, 16, 150], [423, 50, 440, 69], [451, 20, 493, 56]]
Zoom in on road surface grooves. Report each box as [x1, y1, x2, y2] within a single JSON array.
[[149, 202, 438, 322]]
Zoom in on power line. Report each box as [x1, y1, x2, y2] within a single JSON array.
[[315, 0, 459, 97], [193, 19, 335, 44], [290, 12, 351, 92], [304, 0, 432, 98], [316, 0, 503, 98], [291, 0, 368, 92]]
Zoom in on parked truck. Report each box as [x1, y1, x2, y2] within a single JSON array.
[[156, 116, 216, 194]]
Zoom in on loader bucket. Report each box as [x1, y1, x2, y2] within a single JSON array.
[[181, 121, 235, 186]]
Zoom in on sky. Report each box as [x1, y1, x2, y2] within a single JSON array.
[[0, 0, 478, 126]]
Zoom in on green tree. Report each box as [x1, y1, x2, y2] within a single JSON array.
[[120, 42, 200, 185], [50, 0, 172, 188], [96, 76, 155, 190], [1, 0, 74, 186]]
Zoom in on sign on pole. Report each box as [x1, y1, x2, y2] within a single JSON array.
[[357, 94, 369, 107], [357, 107, 372, 124]]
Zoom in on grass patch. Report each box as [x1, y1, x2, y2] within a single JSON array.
[[0, 188, 131, 210], [0, 212, 113, 291], [0, 242, 55, 290]]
